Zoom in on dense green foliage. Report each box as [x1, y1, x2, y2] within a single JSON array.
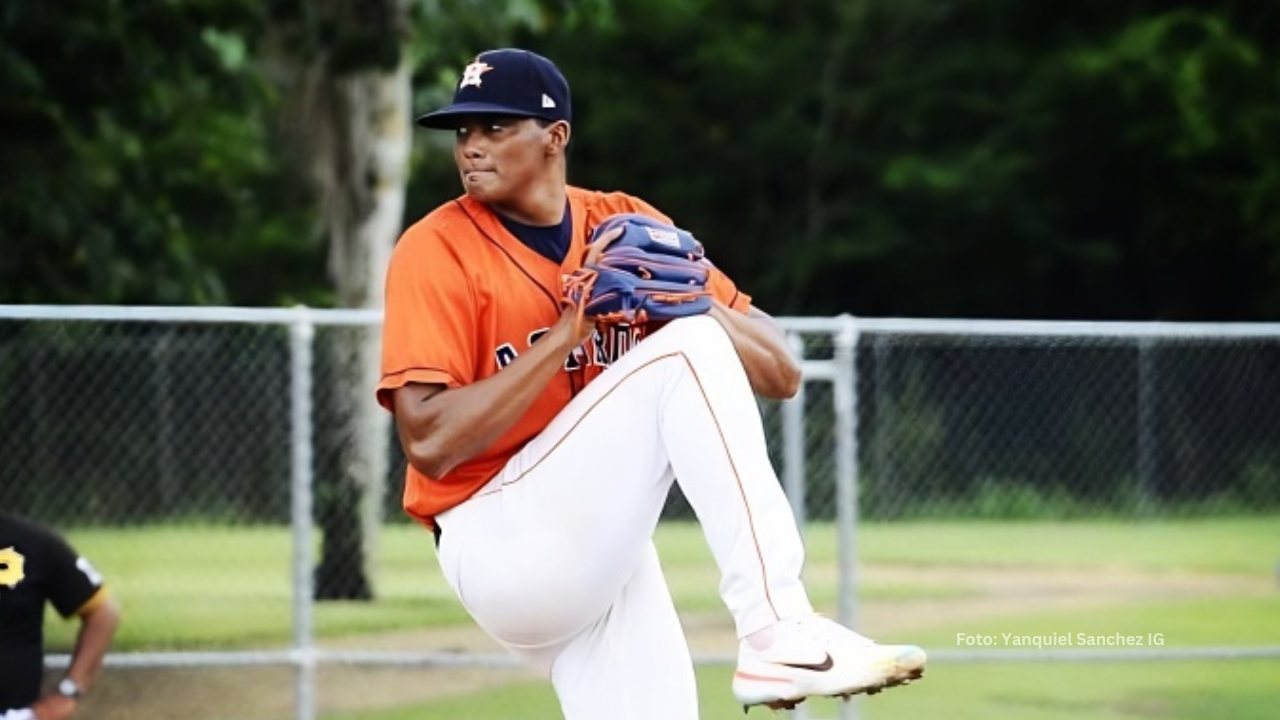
[[503, 0, 1280, 318], [3, 1, 1277, 318], [0, 1, 323, 304]]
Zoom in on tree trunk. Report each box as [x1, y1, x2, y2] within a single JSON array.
[[311, 57, 411, 600]]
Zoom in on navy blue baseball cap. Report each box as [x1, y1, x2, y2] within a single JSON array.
[[417, 49, 572, 129]]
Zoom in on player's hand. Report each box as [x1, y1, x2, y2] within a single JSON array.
[[556, 297, 596, 348], [30, 694, 76, 720]]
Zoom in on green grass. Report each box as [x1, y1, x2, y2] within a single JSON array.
[[849, 517, 1279, 573], [655, 516, 1278, 613], [45, 523, 469, 650], [45, 517, 1278, 651], [320, 660, 1280, 720], [44, 517, 1278, 719]]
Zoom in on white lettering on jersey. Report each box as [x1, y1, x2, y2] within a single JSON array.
[[589, 324, 647, 368], [493, 324, 647, 373]]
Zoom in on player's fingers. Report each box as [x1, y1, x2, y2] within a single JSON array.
[[584, 226, 624, 266], [559, 270, 597, 342], [559, 302, 594, 344]]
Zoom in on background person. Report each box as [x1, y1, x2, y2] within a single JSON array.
[[0, 513, 121, 720]]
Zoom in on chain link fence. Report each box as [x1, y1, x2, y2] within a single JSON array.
[[1, 320, 294, 524], [2, 307, 1278, 720], [855, 322, 1280, 520]]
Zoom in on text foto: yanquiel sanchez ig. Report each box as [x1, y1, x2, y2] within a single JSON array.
[[955, 632, 1167, 649]]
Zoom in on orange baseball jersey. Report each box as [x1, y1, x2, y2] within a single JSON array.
[[378, 186, 751, 526]]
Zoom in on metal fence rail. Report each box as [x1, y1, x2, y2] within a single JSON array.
[[48, 644, 1280, 670], [4, 305, 1278, 720]]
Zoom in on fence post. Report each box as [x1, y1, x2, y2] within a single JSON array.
[[834, 315, 860, 720], [871, 334, 891, 517], [151, 329, 178, 511], [1136, 337, 1156, 515], [289, 309, 317, 720], [783, 332, 808, 529], [782, 332, 809, 720]]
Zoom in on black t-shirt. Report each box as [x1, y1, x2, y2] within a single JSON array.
[[0, 513, 104, 710], [498, 202, 572, 264]]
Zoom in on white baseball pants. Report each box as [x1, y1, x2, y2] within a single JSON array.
[[434, 315, 814, 719]]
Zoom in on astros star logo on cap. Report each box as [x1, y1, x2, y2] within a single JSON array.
[[459, 61, 494, 89]]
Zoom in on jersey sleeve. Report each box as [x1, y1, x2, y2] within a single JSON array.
[[707, 266, 752, 313], [42, 532, 105, 618], [377, 230, 479, 411]]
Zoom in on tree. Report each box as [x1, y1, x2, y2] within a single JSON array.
[[0, 0, 317, 305], [488, 0, 1280, 320], [259, 0, 552, 601], [265, 0, 413, 599]]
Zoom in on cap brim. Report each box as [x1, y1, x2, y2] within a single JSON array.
[[415, 101, 551, 129]]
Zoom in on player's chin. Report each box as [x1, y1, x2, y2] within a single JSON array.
[[462, 178, 501, 203]]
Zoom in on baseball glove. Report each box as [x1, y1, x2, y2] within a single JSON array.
[[563, 214, 713, 324]]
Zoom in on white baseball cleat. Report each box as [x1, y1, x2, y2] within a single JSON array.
[[732, 615, 926, 712]]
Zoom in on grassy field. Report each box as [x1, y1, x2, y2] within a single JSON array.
[[46, 517, 1280, 719], [49, 516, 1279, 649]]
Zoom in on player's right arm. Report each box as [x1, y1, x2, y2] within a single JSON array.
[[393, 304, 591, 478], [379, 223, 597, 478]]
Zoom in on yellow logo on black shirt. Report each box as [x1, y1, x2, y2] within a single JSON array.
[[0, 546, 26, 588]]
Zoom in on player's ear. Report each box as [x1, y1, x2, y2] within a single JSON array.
[[544, 120, 570, 157]]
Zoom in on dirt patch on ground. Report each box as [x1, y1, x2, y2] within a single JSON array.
[[75, 664, 543, 720], [72, 564, 1272, 719]]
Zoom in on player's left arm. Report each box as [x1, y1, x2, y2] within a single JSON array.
[[66, 591, 121, 693], [707, 300, 801, 400], [29, 594, 120, 720], [31, 537, 122, 719]]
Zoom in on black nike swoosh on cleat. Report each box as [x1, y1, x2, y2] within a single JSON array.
[[779, 653, 834, 672]]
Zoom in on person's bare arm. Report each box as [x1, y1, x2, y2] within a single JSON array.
[[707, 301, 802, 400], [65, 595, 120, 691], [31, 595, 121, 720], [394, 306, 593, 478]]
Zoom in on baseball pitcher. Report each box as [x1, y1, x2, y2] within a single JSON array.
[[378, 48, 925, 718]]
